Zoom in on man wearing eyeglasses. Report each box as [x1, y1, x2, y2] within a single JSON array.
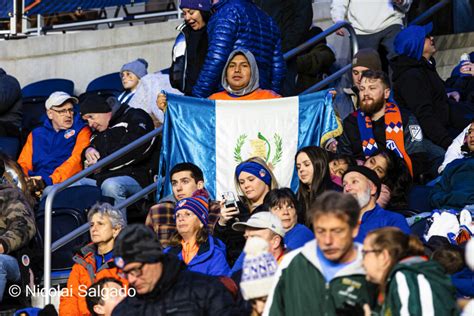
[[264, 191, 377, 315], [112, 224, 239, 315], [18, 91, 91, 196]]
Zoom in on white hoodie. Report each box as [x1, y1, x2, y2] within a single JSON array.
[[330, 0, 412, 35]]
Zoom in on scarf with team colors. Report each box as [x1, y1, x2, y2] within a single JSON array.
[[357, 102, 413, 176]]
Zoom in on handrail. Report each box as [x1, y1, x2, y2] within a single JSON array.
[[42, 126, 162, 304], [408, 0, 451, 26], [51, 181, 157, 252], [284, 21, 359, 94]]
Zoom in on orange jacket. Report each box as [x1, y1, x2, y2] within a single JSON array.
[[18, 125, 91, 185], [59, 244, 128, 316], [208, 88, 281, 100]]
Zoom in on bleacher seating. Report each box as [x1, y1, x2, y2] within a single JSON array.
[[23, 0, 147, 16], [82, 72, 123, 100], [0, 136, 20, 159], [22, 78, 74, 99]]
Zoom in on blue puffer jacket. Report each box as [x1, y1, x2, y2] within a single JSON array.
[[164, 235, 231, 276], [192, 0, 286, 98]]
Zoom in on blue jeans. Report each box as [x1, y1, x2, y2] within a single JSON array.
[[0, 254, 21, 302]]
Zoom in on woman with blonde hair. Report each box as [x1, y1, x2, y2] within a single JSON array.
[[362, 227, 458, 315], [214, 156, 278, 265]]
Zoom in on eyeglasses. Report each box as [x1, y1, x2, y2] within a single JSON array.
[[51, 108, 74, 115], [361, 249, 382, 258], [122, 262, 144, 278]]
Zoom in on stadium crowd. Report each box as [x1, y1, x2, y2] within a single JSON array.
[[1, 0, 474, 315]]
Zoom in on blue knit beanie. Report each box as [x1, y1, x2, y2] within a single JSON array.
[[120, 58, 148, 79], [174, 196, 209, 226], [235, 161, 272, 186], [179, 0, 212, 11], [394, 23, 433, 61]]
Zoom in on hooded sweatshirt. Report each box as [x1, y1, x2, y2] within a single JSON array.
[[391, 30, 453, 149], [209, 49, 281, 100]]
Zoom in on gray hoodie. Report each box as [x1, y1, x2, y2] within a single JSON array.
[[221, 49, 260, 96]]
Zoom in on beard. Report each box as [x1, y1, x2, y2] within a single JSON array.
[[360, 95, 385, 116], [355, 187, 372, 208]]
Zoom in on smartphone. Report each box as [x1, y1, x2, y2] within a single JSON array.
[[222, 191, 239, 210]]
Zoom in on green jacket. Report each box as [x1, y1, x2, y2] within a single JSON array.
[[264, 240, 377, 316], [383, 257, 459, 316]]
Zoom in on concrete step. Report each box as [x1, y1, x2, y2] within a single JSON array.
[[434, 31, 474, 80]]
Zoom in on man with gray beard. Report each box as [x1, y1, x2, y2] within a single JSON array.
[[342, 166, 410, 243]]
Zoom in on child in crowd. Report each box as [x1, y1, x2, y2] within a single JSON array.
[[118, 58, 148, 104]]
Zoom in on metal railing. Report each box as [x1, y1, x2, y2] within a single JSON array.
[[283, 21, 359, 95], [42, 126, 162, 304], [408, 0, 451, 26]]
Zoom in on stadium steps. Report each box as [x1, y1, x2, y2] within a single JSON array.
[[435, 31, 474, 80]]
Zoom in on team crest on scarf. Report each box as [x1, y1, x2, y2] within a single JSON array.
[[234, 132, 283, 169]]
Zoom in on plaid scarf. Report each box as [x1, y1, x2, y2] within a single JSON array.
[[357, 102, 413, 176]]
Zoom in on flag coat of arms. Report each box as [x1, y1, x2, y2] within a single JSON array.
[[158, 90, 341, 199]]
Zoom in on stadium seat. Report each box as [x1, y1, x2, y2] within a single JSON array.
[[37, 184, 104, 213], [85, 72, 123, 95], [0, 136, 20, 158], [21, 78, 74, 98]]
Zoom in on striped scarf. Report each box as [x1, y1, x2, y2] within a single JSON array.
[[357, 102, 413, 176]]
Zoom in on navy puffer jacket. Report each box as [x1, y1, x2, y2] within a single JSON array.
[[192, 0, 286, 98]]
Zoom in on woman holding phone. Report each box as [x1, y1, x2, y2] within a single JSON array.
[[214, 157, 278, 266]]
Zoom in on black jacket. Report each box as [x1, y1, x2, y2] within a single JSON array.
[[170, 24, 208, 96], [0, 68, 22, 136], [82, 103, 155, 187], [391, 55, 452, 149], [112, 255, 238, 316]]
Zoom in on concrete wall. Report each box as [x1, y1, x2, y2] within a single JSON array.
[[0, 19, 181, 94]]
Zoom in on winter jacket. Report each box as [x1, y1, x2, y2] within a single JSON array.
[[383, 257, 459, 316], [254, 0, 313, 53], [296, 27, 336, 94], [355, 204, 410, 243], [59, 243, 128, 316], [18, 114, 91, 186], [430, 157, 474, 210], [164, 235, 231, 276], [82, 103, 154, 187], [0, 184, 35, 254], [209, 89, 281, 100], [192, 0, 286, 98], [284, 223, 314, 250], [264, 240, 377, 316], [391, 55, 453, 149], [0, 68, 22, 135], [330, 0, 411, 35], [170, 23, 209, 96], [337, 106, 428, 178], [111, 254, 238, 316]]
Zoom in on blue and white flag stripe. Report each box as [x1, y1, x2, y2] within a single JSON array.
[[158, 90, 341, 199]]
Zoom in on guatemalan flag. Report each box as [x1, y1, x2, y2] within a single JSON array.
[[158, 90, 341, 199]]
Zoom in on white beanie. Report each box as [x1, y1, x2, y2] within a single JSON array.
[[239, 237, 278, 300]]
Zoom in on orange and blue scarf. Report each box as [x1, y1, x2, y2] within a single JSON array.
[[357, 102, 413, 176]]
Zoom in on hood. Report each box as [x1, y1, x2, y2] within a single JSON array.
[[394, 23, 433, 61], [43, 111, 85, 132], [390, 54, 436, 82], [221, 49, 260, 96]]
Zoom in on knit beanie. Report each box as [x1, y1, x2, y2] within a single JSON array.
[[240, 237, 278, 300], [179, 0, 212, 11], [79, 95, 111, 115], [235, 161, 272, 186], [352, 48, 382, 71], [343, 166, 382, 197], [174, 196, 209, 226], [120, 58, 149, 79], [114, 224, 163, 269]]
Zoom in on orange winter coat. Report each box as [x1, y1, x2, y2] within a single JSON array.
[[208, 88, 281, 100], [59, 243, 128, 316]]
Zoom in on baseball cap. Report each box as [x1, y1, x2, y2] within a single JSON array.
[[45, 91, 78, 110], [232, 212, 285, 237]]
